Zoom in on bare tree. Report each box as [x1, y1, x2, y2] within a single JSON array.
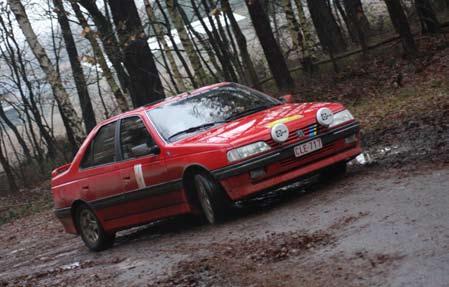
[[415, 0, 440, 33], [245, 0, 295, 92], [0, 12, 56, 158], [166, 0, 208, 85], [143, 0, 186, 91], [7, 0, 85, 148], [77, 0, 131, 97], [342, 0, 369, 53], [221, 0, 259, 88], [108, 0, 165, 106], [282, 0, 302, 56], [293, 0, 315, 72], [306, 0, 346, 54], [70, 2, 130, 112], [0, 127, 18, 192], [53, 0, 96, 133], [384, 0, 417, 57]]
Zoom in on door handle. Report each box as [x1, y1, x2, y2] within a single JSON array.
[[82, 186, 89, 191], [123, 175, 132, 181]]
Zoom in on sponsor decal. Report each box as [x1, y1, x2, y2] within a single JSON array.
[[309, 125, 318, 138], [134, 164, 146, 189], [266, 115, 303, 128]]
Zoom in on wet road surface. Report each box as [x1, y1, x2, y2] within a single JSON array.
[[1, 163, 449, 286]]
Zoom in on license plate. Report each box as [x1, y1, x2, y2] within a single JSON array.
[[294, 138, 323, 157]]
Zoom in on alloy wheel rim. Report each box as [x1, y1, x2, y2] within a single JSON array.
[[80, 209, 99, 244]]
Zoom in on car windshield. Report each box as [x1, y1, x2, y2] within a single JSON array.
[[147, 85, 280, 142]]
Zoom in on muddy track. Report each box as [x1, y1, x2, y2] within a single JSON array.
[[1, 162, 449, 286]]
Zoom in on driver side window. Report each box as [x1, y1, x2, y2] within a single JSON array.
[[120, 116, 155, 160]]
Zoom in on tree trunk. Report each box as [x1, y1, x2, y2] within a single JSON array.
[[221, 0, 259, 88], [108, 0, 165, 107], [415, 0, 440, 33], [306, 0, 346, 54], [77, 0, 131, 96], [0, 101, 33, 162], [199, 0, 238, 81], [342, 0, 369, 52], [0, 135, 18, 193], [335, 0, 358, 43], [70, 2, 130, 112], [53, 0, 96, 133], [178, 5, 221, 82], [282, 0, 302, 56], [0, 15, 57, 159], [384, 0, 418, 57], [293, 0, 316, 73], [208, 0, 239, 81], [143, 0, 186, 91], [345, 0, 370, 35], [7, 0, 85, 148], [245, 0, 294, 92], [154, 0, 198, 88], [166, 0, 208, 85]]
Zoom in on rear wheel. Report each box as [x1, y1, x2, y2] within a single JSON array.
[[76, 205, 115, 251], [194, 173, 231, 224]]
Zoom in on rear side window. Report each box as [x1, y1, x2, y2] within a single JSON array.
[[119, 116, 154, 160], [81, 122, 117, 168]]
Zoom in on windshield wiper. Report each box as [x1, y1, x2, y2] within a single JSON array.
[[168, 122, 224, 141], [225, 105, 273, 122]]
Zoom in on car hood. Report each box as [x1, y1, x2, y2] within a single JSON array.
[[175, 102, 344, 148]]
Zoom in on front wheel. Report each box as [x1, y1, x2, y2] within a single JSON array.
[[76, 205, 115, 251], [194, 173, 231, 224]]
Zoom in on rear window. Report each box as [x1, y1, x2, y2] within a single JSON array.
[[81, 122, 117, 168]]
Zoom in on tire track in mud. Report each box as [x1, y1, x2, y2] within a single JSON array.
[[151, 211, 401, 287]]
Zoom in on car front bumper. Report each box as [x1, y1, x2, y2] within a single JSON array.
[[213, 122, 362, 200]]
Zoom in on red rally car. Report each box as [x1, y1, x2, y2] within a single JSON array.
[[52, 82, 362, 251]]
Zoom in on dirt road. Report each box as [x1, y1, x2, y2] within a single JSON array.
[[1, 161, 449, 287]]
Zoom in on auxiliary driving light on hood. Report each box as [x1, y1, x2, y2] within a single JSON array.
[[271, 123, 289, 143], [316, 108, 334, 126]]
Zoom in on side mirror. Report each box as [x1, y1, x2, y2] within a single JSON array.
[[131, 144, 160, 157], [278, 94, 294, 103]]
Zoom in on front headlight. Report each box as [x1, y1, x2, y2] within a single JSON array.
[[329, 109, 354, 128], [227, 142, 271, 162]]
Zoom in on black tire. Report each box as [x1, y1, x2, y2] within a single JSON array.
[[320, 161, 347, 180], [75, 205, 115, 251], [194, 173, 231, 224]]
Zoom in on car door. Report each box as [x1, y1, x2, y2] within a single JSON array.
[[116, 115, 180, 219], [77, 121, 125, 221]]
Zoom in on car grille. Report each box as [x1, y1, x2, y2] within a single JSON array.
[[266, 123, 329, 148]]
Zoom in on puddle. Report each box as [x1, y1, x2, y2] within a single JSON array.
[[61, 262, 80, 270], [349, 152, 374, 166], [351, 145, 413, 166], [376, 145, 407, 156]]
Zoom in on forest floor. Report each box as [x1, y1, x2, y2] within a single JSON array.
[[2, 34, 449, 286]]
